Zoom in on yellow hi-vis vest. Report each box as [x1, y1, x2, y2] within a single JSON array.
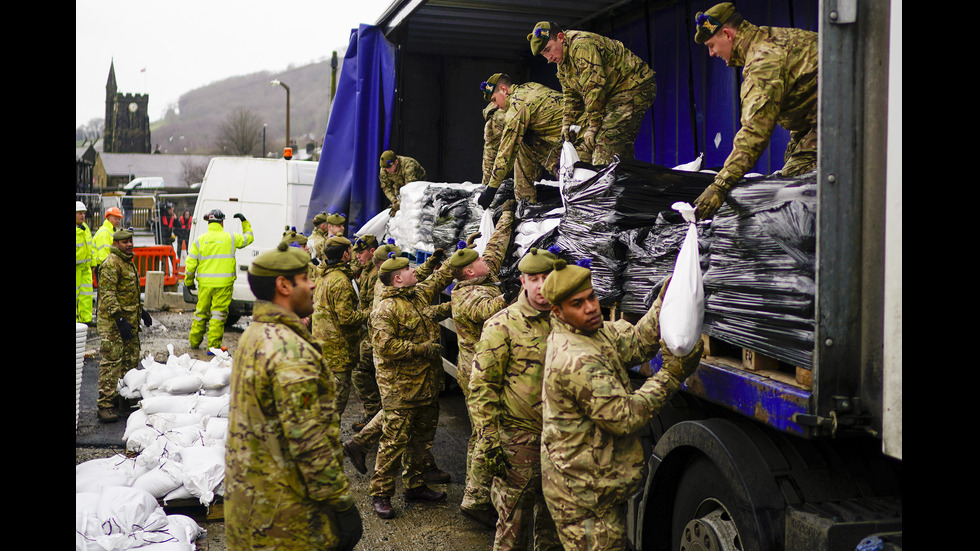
[[93, 219, 116, 265], [76, 223, 95, 270], [185, 221, 254, 287]]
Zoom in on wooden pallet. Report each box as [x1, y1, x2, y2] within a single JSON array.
[[161, 496, 224, 522], [701, 334, 812, 390]]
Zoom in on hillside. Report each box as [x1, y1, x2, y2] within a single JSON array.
[[149, 56, 344, 156]]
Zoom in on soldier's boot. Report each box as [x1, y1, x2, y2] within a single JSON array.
[[460, 504, 498, 530], [343, 439, 368, 475], [97, 407, 118, 424], [372, 496, 396, 519], [423, 467, 452, 484], [404, 485, 447, 503]]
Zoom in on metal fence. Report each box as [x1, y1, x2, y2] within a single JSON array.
[[76, 192, 200, 254]]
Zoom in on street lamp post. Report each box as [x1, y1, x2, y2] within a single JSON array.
[[270, 79, 290, 155]]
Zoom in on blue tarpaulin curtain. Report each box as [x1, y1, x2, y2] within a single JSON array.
[[307, 24, 396, 234]]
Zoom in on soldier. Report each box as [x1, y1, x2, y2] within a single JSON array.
[[527, 21, 657, 167], [311, 235, 367, 420], [540, 261, 704, 549], [350, 234, 383, 430], [449, 198, 517, 526], [692, 2, 818, 220], [477, 74, 588, 208], [379, 150, 427, 215], [225, 239, 362, 551], [184, 209, 254, 352], [468, 246, 562, 550], [95, 228, 152, 423], [93, 207, 123, 265], [76, 201, 97, 326], [367, 250, 454, 519], [308, 211, 331, 266], [326, 213, 347, 238], [482, 103, 506, 188]]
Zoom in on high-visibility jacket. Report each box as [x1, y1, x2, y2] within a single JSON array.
[[76, 222, 95, 270], [184, 221, 254, 288], [93, 219, 116, 265]]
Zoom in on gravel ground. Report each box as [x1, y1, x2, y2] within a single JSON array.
[[77, 306, 496, 551]]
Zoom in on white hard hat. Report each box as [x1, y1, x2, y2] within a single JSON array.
[[76, 201, 87, 212]]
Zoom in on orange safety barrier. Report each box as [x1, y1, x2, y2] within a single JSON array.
[[132, 246, 180, 287]]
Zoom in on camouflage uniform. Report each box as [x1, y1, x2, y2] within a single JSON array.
[[556, 30, 657, 166], [351, 257, 383, 420], [541, 297, 699, 550], [226, 300, 354, 550], [379, 155, 427, 212], [368, 262, 454, 498], [308, 226, 329, 280], [96, 245, 143, 410], [712, 21, 818, 190], [483, 105, 507, 186], [451, 208, 515, 511], [469, 290, 561, 551], [488, 83, 588, 202], [312, 261, 368, 419]]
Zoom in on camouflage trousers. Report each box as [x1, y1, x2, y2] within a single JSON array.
[[351, 337, 382, 420], [589, 81, 657, 166], [490, 427, 561, 551], [781, 126, 817, 177], [457, 353, 492, 511], [369, 402, 440, 497], [552, 502, 628, 551], [97, 324, 140, 410]]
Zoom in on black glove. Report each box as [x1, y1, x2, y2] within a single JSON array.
[[485, 446, 510, 478], [478, 185, 498, 210], [185, 281, 196, 291], [430, 248, 446, 264], [233, 213, 247, 221], [141, 309, 152, 327], [502, 284, 521, 304], [116, 317, 135, 340], [310, 257, 320, 266], [334, 502, 363, 551]]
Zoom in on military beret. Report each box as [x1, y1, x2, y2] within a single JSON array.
[[380, 150, 397, 168], [374, 238, 402, 262], [379, 251, 410, 274], [326, 235, 352, 248], [113, 227, 135, 241], [480, 73, 503, 102], [325, 213, 346, 225], [694, 2, 736, 44], [282, 228, 308, 247], [542, 258, 593, 305], [313, 211, 329, 224], [448, 240, 479, 268], [517, 246, 558, 275], [353, 234, 379, 252], [250, 239, 311, 277], [527, 21, 560, 56]]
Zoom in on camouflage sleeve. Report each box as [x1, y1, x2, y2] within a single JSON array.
[[422, 301, 452, 322], [379, 169, 399, 204], [271, 360, 353, 509], [561, 82, 586, 136], [568, 38, 609, 133], [482, 113, 505, 185], [715, 62, 784, 189], [329, 276, 369, 329], [371, 303, 424, 359], [483, 208, 515, 274], [416, 261, 454, 303], [608, 280, 666, 368], [406, 158, 426, 182], [98, 260, 121, 318], [468, 317, 510, 451], [489, 108, 529, 188]]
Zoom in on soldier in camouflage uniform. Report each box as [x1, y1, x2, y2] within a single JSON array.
[[311, 235, 367, 420], [379, 150, 427, 215], [96, 228, 151, 423], [478, 74, 590, 208], [692, 2, 818, 220], [226, 239, 362, 551], [528, 21, 657, 167], [469, 247, 562, 551], [540, 262, 704, 550], [308, 212, 330, 268], [449, 199, 517, 525], [367, 250, 455, 518], [483, 103, 506, 186], [350, 234, 383, 429]]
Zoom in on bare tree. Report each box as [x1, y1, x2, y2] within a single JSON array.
[[216, 107, 264, 156], [180, 158, 209, 186]]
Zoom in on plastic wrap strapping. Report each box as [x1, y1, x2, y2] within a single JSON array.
[[702, 172, 817, 368]]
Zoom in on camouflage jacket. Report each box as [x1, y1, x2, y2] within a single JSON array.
[[557, 30, 657, 135], [309, 227, 329, 260], [357, 259, 381, 313], [715, 21, 818, 189], [540, 304, 688, 524], [96, 247, 143, 331], [483, 106, 506, 185], [312, 262, 367, 366], [450, 208, 515, 372], [225, 300, 352, 550], [468, 289, 551, 452], [379, 155, 427, 206], [371, 262, 453, 409], [488, 82, 567, 188]]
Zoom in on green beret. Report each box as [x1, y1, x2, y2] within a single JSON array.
[[325, 213, 346, 225], [353, 234, 379, 252], [326, 235, 352, 247], [448, 240, 479, 268], [250, 240, 311, 277], [480, 73, 503, 102], [380, 150, 397, 168], [374, 242, 402, 262], [282, 229, 308, 246], [517, 247, 557, 275], [527, 21, 559, 56], [694, 2, 736, 44], [113, 228, 134, 241], [542, 258, 593, 305], [313, 211, 329, 225], [379, 252, 409, 274]]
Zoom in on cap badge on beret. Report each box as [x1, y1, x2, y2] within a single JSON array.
[[694, 3, 736, 43]]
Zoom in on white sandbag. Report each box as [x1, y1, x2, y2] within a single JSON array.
[[163, 484, 195, 504], [126, 426, 163, 454], [356, 208, 391, 238], [91, 486, 171, 550], [201, 366, 232, 389], [672, 153, 704, 172], [178, 445, 226, 505], [140, 395, 200, 415], [75, 492, 103, 550], [146, 412, 208, 433], [132, 459, 184, 498], [76, 455, 144, 493], [192, 394, 230, 417], [156, 514, 204, 550], [204, 417, 229, 443], [122, 409, 150, 441], [144, 365, 188, 390], [165, 425, 207, 448], [122, 367, 148, 390], [159, 374, 204, 395], [659, 202, 705, 356], [203, 385, 230, 397], [474, 209, 494, 255]]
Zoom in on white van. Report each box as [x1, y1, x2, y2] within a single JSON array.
[[123, 176, 166, 190], [183, 156, 319, 323]]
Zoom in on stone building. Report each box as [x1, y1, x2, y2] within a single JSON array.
[[104, 61, 151, 154]]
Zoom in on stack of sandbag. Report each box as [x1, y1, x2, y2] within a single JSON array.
[[386, 180, 484, 255], [118, 345, 232, 401], [75, 482, 204, 550]]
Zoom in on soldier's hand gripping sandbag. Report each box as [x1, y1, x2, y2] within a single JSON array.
[[659, 202, 705, 357], [478, 185, 498, 210]]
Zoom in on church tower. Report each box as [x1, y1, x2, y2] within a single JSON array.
[[104, 60, 151, 153]]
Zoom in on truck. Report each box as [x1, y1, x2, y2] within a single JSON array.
[[182, 156, 319, 324], [316, 1, 900, 549]]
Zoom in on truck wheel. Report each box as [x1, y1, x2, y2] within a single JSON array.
[[671, 454, 747, 551]]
